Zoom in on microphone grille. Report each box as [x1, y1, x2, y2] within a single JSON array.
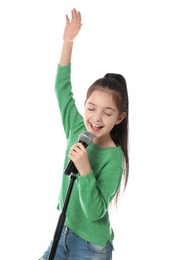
[[78, 131, 93, 146]]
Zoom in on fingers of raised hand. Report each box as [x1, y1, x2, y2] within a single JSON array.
[[71, 8, 82, 25]]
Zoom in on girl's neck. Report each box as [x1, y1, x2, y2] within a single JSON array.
[[93, 136, 116, 148]]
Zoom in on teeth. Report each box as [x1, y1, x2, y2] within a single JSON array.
[[91, 123, 101, 128]]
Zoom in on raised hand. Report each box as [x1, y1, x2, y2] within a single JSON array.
[[59, 8, 82, 66], [63, 8, 82, 43]]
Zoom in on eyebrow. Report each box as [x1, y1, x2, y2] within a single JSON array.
[[87, 102, 116, 112]]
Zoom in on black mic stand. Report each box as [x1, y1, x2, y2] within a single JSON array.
[[48, 171, 78, 260], [47, 131, 92, 260]]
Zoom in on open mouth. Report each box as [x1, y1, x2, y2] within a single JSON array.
[[90, 122, 103, 131]]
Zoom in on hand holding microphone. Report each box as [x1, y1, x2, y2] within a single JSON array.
[[69, 142, 91, 176], [64, 131, 93, 176]]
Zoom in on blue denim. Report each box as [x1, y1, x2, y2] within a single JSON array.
[[39, 225, 112, 260]]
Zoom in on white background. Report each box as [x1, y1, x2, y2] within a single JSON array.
[[0, 0, 173, 259]]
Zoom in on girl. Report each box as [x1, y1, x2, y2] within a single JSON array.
[[40, 8, 129, 260]]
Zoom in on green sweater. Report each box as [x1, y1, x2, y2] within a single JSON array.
[[55, 64, 124, 247]]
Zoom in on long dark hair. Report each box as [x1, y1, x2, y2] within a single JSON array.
[[86, 73, 129, 203]]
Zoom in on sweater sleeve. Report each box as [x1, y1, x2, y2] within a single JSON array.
[[76, 152, 123, 221], [54, 64, 83, 139]]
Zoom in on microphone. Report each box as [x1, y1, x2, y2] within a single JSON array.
[[64, 131, 93, 176]]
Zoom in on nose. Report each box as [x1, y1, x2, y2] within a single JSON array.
[[93, 111, 102, 122]]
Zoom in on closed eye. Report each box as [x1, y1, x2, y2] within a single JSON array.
[[104, 112, 112, 116]]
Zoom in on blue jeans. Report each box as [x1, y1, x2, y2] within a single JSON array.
[[39, 225, 112, 260]]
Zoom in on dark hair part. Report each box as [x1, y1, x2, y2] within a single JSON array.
[[86, 73, 129, 203]]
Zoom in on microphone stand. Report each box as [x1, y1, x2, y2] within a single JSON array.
[[47, 131, 92, 260], [48, 171, 77, 260]]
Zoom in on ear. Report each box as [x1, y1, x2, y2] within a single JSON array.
[[115, 112, 126, 125]]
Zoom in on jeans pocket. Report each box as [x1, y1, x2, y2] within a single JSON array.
[[85, 241, 107, 254]]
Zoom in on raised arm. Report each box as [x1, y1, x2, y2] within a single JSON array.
[[59, 8, 82, 66]]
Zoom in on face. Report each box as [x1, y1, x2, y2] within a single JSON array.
[[84, 89, 125, 146]]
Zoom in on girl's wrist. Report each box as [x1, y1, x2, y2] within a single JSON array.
[[63, 39, 74, 45], [79, 167, 92, 177]]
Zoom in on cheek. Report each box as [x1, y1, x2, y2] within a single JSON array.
[[106, 116, 117, 128], [83, 109, 90, 122]]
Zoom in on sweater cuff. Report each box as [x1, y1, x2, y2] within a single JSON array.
[[56, 64, 71, 80], [58, 63, 71, 71], [76, 171, 95, 185]]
